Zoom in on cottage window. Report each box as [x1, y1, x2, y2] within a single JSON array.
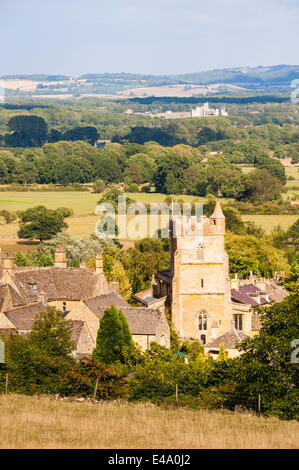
[[62, 302, 67, 312], [234, 314, 243, 330]]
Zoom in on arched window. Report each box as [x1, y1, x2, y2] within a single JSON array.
[[198, 312, 208, 331], [197, 243, 204, 261], [200, 334, 206, 345]]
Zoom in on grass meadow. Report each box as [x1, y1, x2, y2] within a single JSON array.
[[0, 191, 298, 251], [0, 394, 298, 449]]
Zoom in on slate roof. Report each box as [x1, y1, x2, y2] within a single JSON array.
[[4, 302, 48, 332], [132, 288, 165, 306], [1, 267, 109, 303], [83, 293, 129, 317], [119, 307, 166, 335], [231, 284, 272, 306], [231, 288, 260, 306], [69, 320, 85, 345], [0, 283, 25, 311], [82, 294, 166, 335], [206, 329, 249, 349]]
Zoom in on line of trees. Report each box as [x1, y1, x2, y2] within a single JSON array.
[[0, 139, 290, 204], [4, 115, 99, 147]]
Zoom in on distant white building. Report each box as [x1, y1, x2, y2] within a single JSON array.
[[191, 102, 228, 118]]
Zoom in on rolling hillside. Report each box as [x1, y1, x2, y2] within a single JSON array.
[[1, 64, 299, 97]]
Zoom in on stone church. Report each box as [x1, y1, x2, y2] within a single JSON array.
[[134, 202, 288, 357], [0, 201, 287, 359]]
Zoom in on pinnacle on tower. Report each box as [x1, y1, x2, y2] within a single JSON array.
[[210, 200, 225, 219]]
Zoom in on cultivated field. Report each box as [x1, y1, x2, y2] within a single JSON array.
[[0, 192, 298, 244], [0, 191, 200, 215], [242, 215, 299, 233], [0, 395, 298, 449]]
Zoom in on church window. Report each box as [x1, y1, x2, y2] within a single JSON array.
[[234, 314, 243, 330], [198, 313, 208, 331], [200, 334, 206, 345], [201, 279, 204, 288]]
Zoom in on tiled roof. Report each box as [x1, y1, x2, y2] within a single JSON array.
[[10, 267, 109, 301], [83, 293, 129, 317], [231, 288, 259, 306], [239, 285, 262, 295], [69, 320, 85, 345], [206, 329, 249, 349], [0, 283, 25, 311], [4, 302, 48, 332], [119, 307, 166, 335], [266, 283, 288, 303]]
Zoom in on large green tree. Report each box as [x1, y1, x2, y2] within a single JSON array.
[[233, 292, 299, 419], [93, 306, 135, 364], [17, 205, 69, 242], [6, 115, 48, 147]]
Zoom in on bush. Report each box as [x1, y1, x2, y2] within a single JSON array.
[[60, 359, 129, 400]]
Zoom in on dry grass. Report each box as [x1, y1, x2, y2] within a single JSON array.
[[0, 395, 298, 449], [242, 215, 299, 234]]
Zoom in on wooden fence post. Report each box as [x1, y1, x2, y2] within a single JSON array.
[[5, 373, 8, 395], [175, 383, 179, 406], [93, 378, 99, 402]]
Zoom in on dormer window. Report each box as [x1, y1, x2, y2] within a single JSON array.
[[30, 284, 37, 292]]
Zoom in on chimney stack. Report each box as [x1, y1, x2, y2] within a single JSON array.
[[2, 252, 15, 273], [95, 253, 103, 275], [54, 246, 67, 268]]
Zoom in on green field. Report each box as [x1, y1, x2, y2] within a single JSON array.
[[285, 167, 299, 178], [0, 191, 203, 215], [0, 191, 298, 241]]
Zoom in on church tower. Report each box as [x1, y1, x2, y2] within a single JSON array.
[[170, 202, 233, 344]]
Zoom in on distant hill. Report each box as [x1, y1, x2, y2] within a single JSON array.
[[1, 65, 298, 96], [79, 65, 299, 89], [0, 74, 70, 81]]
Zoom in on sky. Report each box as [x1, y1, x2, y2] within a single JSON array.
[[1, 0, 298, 76]]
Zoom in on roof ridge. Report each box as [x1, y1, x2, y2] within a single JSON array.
[[4, 300, 44, 313]]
